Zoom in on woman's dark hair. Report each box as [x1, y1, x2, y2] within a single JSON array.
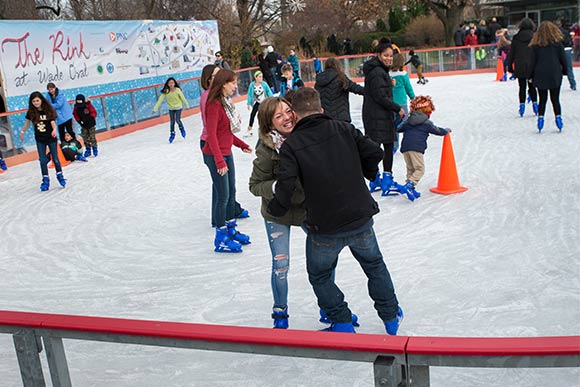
[[518, 17, 536, 31], [207, 69, 237, 103], [323, 57, 349, 90], [161, 77, 180, 94], [28, 91, 56, 124], [201, 64, 218, 90], [375, 37, 392, 54]]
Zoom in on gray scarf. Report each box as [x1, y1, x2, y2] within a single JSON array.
[[221, 97, 241, 133]]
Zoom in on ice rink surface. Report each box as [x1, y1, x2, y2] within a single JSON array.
[[1, 71, 579, 386]]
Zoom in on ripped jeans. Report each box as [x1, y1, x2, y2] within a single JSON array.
[[265, 220, 292, 309]]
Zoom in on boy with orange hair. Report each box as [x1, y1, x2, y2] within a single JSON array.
[[397, 95, 451, 201]]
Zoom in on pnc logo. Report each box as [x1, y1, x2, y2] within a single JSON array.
[[109, 32, 128, 41]]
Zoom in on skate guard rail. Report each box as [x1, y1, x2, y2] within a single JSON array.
[[1, 311, 579, 387]]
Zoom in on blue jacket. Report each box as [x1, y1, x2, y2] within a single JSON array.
[[279, 76, 304, 96], [247, 81, 273, 106], [47, 89, 73, 125], [398, 111, 449, 154]]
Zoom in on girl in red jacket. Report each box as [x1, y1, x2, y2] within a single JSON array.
[[202, 70, 253, 253]]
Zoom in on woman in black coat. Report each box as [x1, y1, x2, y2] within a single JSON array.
[[530, 21, 567, 132], [506, 18, 538, 117], [362, 38, 405, 195], [315, 57, 364, 123]]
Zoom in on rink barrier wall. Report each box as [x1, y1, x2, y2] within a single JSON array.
[[1, 42, 578, 167], [1, 310, 579, 387]]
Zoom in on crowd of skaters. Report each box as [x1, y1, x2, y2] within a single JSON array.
[[1, 17, 575, 335]]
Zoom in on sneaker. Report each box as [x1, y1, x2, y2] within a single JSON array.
[[0, 158, 6, 171], [518, 103, 525, 117], [56, 172, 66, 188], [214, 227, 243, 253], [168, 132, 176, 143], [235, 209, 250, 219], [319, 309, 360, 327], [532, 102, 538, 116], [180, 128, 186, 138], [226, 220, 251, 245], [384, 307, 404, 335], [40, 176, 50, 191], [272, 307, 289, 329], [320, 322, 356, 333], [555, 116, 563, 132], [369, 171, 382, 193], [537, 116, 544, 133]]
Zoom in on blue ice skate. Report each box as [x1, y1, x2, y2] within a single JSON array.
[[555, 116, 563, 132], [56, 172, 66, 188], [92, 146, 99, 157], [319, 309, 359, 327], [76, 154, 88, 162], [518, 103, 525, 117], [537, 116, 544, 133], [235, 209, 250, 219], [320, 322, 356, 333], [380, 172, 403, 196], [40, 176, 50, 191], [84, 147, 91, 157], [168, 132, 175, 144], [532, 102, 538, 116], [180, 128, 187, 138], [214, 227, 243, 253], [226, 219, 251, 245], [272, 307, 289, 329], [385, 307, 404, 335], [369, 171, 381, 193], [0, 158, 6, 171]]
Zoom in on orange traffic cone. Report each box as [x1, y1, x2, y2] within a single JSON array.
[[49, 145, 71, 168], [495, 57, 505, 81], [430, 134, 468, 195]]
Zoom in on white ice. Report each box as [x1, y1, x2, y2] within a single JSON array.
[[1, 72, 579, 387]]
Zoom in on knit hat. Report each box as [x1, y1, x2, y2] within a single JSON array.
[[410, 95, 435, 114], [75, 94, 86, 107], [254, 70, 262, 79]]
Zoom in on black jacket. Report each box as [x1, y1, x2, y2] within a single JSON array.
[[267, 114, 383, 234], [362, 56, 401, 144], [315, 69, 364, 122], [530, 43, 567, 90], [505, 29, 534, 79]]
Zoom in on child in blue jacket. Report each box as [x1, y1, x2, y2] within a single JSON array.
[[246, 70, 273, 136], [398, 95, 450, 201]]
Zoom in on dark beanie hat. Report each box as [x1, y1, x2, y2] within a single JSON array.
[[76, 94, 86, 102]]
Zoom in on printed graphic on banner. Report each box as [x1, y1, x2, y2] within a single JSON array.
[[0, 20, 219, 98]]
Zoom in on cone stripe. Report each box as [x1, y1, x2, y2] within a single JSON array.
[[430, 134, 468, 195]]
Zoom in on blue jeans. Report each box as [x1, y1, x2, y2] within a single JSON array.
[[305, 226, 398, 324], [265, 220, 291, 309], [564, 49, 576, 89], [37, 141, 62, 176], [200, 140, 244, 226], [169, 109, 184, 133], [202, 152, 236, 227]]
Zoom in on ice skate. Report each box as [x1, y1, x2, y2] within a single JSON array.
[[385, 307, 404, 335], [537, 116, 544, 133], [319, 309, 359, 327], [40, 176, 50, 191], [226, 219, 251, 245], [555, 116, 563, 132], [272, 307, 289, 329], [214, 227, 243, 253], [56, 172, 66, 188]]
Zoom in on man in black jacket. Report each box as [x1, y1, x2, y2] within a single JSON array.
[[267, 87, 403, 334]]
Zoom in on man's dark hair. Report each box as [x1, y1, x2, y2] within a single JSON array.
[[292, 87, 321, 115]]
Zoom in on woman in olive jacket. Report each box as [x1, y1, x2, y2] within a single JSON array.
[[362, 38, 405, 195], [249, 97, 305, 329]]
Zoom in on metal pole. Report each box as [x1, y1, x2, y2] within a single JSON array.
[[373, 356, 403, 387], [13, 329, 46, 387], [43, 336, 72, 387]]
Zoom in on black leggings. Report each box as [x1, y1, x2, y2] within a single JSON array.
[[249, 102, 260, 128], [537, 88, 561, 117], [382, 142, 394, 172], [517, 78, 537, 104], [58, 119, 75, 142]]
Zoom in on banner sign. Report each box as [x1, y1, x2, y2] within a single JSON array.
[[0, 20, 220, 98]]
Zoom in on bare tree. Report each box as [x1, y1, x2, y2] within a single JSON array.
[[0, 0, 40, 19], [428, 0, 475, 46]]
